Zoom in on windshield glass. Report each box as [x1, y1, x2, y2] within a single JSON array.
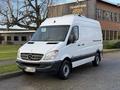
[[31, 25, 70, 42]]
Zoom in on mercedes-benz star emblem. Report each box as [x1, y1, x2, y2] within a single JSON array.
[[28, 54, 32, 60]]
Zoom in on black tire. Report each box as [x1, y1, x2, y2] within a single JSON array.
[[58, 60, 71, 80], [92, 53, 101, 66]]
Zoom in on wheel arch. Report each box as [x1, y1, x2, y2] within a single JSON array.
[[96, 50, 102, 61], [63, 57, 72, 68]]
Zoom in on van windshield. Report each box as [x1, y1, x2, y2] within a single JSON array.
[[31, 25, 70, 42]]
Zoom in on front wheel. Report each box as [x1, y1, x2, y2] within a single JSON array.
[[92, 53, 101, 66], [58, 60, 71, 80]]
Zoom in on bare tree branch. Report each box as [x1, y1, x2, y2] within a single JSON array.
[[0, 0, 52, 30]]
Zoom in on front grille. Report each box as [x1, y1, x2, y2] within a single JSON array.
[[21, 53, 43, 61]]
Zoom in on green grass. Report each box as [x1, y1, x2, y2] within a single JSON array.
[[0, 45, 21, 74], [103, 40, 120, 49], [0, 64, 20, 74], [0, 45, 20, 61]]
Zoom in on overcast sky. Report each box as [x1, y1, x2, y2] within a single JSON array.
[[107, 0, 120, 3], [10, 0, 120, 6], [55, 0, 120, 4], [101, 0, 120, 4]]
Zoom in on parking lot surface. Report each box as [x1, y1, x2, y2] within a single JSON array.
[[0, 52, 120, 90]]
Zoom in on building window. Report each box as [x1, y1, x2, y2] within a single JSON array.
[[21, 36, 27, 41], [102, 30, 106, 40], [96, 9, 101, 19], [110, 31, 114, 40], [118, 31, 120, 40], [0, 36, 4, 41], [116, 13, 120, 22], [102, 30, 120, 41], [14, 36, 19, 41], [119, 14, 120, 22], [114, 13, 117, 22], [96, 9, 103, 20], [111, 12, 114, 22], [114, 31, 117, 40], [109, 12, 111, 21], [96, 8, 120, 23], [7, 36, 11, 41], [102, 10, 106, 20], [106, 30, 110, 40]]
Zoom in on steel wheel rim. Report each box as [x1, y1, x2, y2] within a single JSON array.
[[63, 64, 70, 77], [96, 56, 100, 64]]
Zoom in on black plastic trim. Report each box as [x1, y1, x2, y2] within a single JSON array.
[[16, 60, 62, 73], [71, 52, 96, 62]]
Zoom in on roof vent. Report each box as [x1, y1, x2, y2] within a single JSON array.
[[54, 20, 56, 23], [78, 14, 82, 17], [78, 14, 86, 18]]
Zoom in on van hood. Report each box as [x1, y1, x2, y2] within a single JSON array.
[[19, 41, 64, 54]]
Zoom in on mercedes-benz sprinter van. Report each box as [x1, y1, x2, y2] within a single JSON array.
[[16, 15, 103, 79]]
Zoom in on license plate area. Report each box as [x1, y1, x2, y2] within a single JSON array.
[[25, 67, 36, 72]]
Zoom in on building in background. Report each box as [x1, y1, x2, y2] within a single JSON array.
[[48, 0, 120, 41], [0, 28, 35, 45]]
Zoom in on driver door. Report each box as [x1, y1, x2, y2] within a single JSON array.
[[66, 26, 80, 62]]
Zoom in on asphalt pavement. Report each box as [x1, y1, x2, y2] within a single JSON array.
[[0, 52, 120, 90]]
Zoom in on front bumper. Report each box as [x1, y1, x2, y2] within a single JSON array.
[[16, 60, 62, 73]]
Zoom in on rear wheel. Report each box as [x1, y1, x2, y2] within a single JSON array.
[[92, 53, 101, 66], [58, 60, 71, 80]]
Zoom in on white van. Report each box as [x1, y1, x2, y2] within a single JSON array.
[[16, 15, 103, 79]]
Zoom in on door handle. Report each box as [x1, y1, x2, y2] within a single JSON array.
[[81, 43, 85, 46], [78, 44, 80, 46], [77, 43, 85, 46]]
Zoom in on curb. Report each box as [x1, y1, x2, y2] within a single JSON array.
[[103, 49, 120, 53], [0, 71, 23, 80]]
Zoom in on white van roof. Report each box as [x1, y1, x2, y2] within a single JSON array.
[[40, 14, 99, 26]]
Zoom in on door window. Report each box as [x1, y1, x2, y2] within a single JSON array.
[[72, 26, 79, 40], [67, 26, 79, 44]]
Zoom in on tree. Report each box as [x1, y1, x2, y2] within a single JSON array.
[[0, 0, 13, 30], [0, 0, 52, 30]]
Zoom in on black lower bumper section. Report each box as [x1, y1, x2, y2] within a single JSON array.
[[16, 60, 62, 73]]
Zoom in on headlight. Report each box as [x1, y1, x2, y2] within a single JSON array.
[[43, 50, 59, 60], [17, 49, 20, 59]]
